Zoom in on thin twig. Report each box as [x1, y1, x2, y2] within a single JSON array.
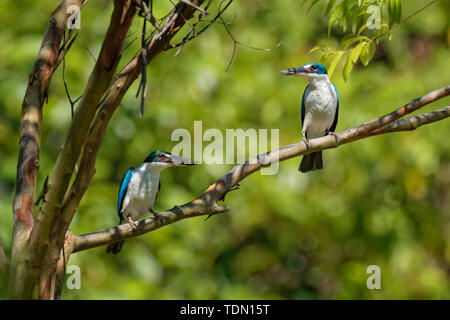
[[167, 0, 234, 50], [173, 0, 213, 57], [55, 29, 78, 69], [219, 16, 281, 71], [136, 0, 149, 117], [85, 46, 97, 63], [35, 175, 49, 206], [373, 0, 438, 42], [62, 54, 82, 118], [180, 0, 207, 15], [134, 0, 162, 31]]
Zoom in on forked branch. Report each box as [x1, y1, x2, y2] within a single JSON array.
[[72, 85, 450, 253]]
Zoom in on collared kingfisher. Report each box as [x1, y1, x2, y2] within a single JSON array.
[[281, 62, 339, 172], [106, 150, 198, 254]]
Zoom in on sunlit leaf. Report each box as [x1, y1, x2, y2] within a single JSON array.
[[325, 0, 338, 16], [360, 41, 376, 65], [351, 41, 366, 63], [341, 35, 369, 49], [327, 50, 344, 77], [328, 2, 344, 35], [343, 52, 353, 81], [395, 0, 402, 23], [309, 45, 329, 54]]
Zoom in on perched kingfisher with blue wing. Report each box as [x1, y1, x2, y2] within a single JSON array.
[[106, 150, 198, 254], [281, 62, 339, 172]]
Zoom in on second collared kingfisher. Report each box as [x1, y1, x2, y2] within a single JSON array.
[[281, 62, 339, 172], [107, 150, 198, 254]]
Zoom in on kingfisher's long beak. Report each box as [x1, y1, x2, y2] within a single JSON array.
[[169, 155, 199, 166], [280, 67, 308, 76]]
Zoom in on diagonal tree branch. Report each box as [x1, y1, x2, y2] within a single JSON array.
[[166, 0, 233, 50], [134, 0, 162, 31], [35, 0, 210, 300], [60, 0, 207, 253], [71, 85, 450, 253], [32, 0, 137, 300], [365, 105, 450, 136]]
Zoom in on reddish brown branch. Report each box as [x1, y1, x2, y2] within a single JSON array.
[[63, 0, 206, 252], [33, 0, 137, 300], [39, 0, 208, 300]]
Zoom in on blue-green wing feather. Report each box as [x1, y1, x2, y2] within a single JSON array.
[[117, 167, 134, 220], [329, 83, 339, 132], [301, 85, 309, 126]]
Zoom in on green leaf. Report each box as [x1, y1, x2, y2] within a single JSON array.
[[352, 16, 358, 34], [340, 11, 348, 32], [309, 45, 329, 54], [309, 46, 322, 53], [357, 23, 368, 36], [325, 0, 338, 16], [395, 0, 402, 23], [351, 41, 366, 63], [307, 0, 320, 12], [327, 50, 344, 77], [343, 53, 354, 81], [360, 41, 376, 65], [341, 35, 368, 49], [328, 3, 343, 35], [387, 0, 397, 29]]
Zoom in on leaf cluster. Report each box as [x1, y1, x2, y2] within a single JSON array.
[[303, 0, 403, 80]]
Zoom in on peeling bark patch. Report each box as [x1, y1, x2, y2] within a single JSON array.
[[51, 215, 60, 235], [23, 153, 38, 187], [42, 275, 52, 300], [17, 193, 34, 231]]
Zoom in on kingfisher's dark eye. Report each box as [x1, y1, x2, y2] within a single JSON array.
[[311, 65, 318, 71], [157, 154, 164, 160]]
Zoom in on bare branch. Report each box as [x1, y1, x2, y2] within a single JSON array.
[[62, 53, 82, 118], [32, 0, 137, 300], [173, 0, 212, 57], [71, 85, 450, 253], [60, 0, 208, 242], [368, 106, 450, 136], [85, 46, 97, 63], [219, 15, 281, 71], [134, 0, 162, 31], [55, 30, 78, 70], [35, 174, 49, 206], [53, 4, 204, 254], [54, 231, 76, 300], [180, 0, 208, 15], [136, 0, 150, 116], [166, 0, 233, 50]]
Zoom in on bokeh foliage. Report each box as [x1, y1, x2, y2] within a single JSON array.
[[0, 0, 449, 299]]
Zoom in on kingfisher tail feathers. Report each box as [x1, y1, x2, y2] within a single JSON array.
[[299, 151, 323, 172], [106, 240, 125, 254]]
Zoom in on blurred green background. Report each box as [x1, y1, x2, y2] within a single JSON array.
[[0, 0, 449, 299]]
